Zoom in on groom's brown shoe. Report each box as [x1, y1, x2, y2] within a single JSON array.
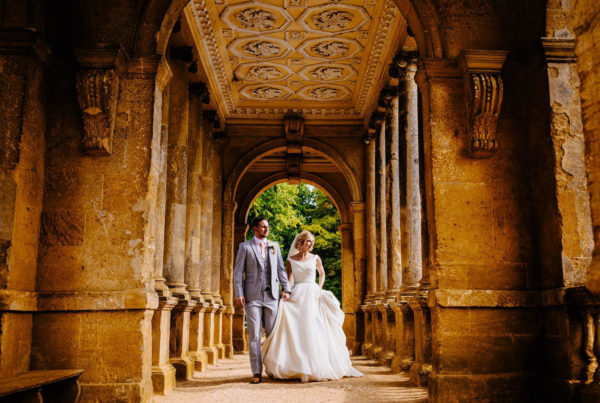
[[250, 374, 262, 384]]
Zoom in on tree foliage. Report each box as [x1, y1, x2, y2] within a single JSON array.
[[246, 183, 342, 301]]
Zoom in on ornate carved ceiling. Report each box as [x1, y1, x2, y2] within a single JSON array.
[[185, 0, 406, 123]]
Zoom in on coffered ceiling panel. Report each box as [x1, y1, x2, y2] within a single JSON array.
[[185, 0, 406, 122]]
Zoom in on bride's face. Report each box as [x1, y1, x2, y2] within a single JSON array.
[[302, 237, 314, 252]]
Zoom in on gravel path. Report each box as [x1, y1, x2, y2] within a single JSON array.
[[153, 354, 429, 403]]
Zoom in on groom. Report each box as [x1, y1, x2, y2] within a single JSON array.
[[233, 217, 291, 384]]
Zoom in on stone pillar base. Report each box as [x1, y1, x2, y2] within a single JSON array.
[[204, 346, 219, 365], [370, 346, 383, 360], [216, 343, 226, 359], [390, 355, 413, 373], [170, 356, 195, 380], [408, 361, 432, 387], [188, 350, 209, 372], [151, 363, 177, 395], [379, 351, 395, 367], [361, 342, 373, 356], [224, 344, 234, 358]]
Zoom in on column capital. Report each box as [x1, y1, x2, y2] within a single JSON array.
[[340, 223, 353, 233], [414, 58, 461, 87], [0, 29, 52, 68], [350, 202, 365, 213], [75, 44, 129, 75], [389, 50, 419, 78], [541, 37, 576, 63], [189, 81, 210, 103]]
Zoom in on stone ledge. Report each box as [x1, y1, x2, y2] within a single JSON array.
[[0, 290, 38, 311], [429, 289, 538, 308], [37, 289, 159, 311]]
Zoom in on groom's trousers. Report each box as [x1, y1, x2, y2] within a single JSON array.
[[245, 290, 279, 375]]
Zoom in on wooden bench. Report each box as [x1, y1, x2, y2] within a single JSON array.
[[0, 369, 83, 403]]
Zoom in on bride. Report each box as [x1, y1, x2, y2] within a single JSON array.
[[262, 230, 363, 382]]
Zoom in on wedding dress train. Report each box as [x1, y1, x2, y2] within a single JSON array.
[[262, 254, 363, 382]]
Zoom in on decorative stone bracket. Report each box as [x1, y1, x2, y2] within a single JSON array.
[[458, 50, 508, 158], [75, 45, 128, 156], [283, 112, 304, 183]]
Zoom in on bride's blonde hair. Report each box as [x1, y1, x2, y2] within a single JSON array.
[[294, 230, 314, 250]]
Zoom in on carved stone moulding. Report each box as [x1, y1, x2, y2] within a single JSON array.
[[458, 50, 508, 158], [75, 45, 128, 156]]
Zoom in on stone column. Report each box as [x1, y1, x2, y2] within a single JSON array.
[[185, 88, 211, 372], [388, 85, 403, 296], [351, 202, 366, 352], [365, 130, 377, 300], [232, 223, 247, 353], [164, 60, 190, 296], [221, 201, 238, 354], [184, 93, 203, 301], [164, 61, 196, 379], [341, 223, 356, 352], [149, 59, 179, 394], [200, 176, 214, 300], [403, 60, 423, 293], [0, 25, 49, 379], [377, 118, 388, 299]]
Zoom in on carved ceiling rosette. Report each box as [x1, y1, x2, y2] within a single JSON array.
[[228, 37, 293, 60], [458, 50, 508, 158], [221, 1, 293, 34], [240, 84, 291, 100], [235, 62, 293, 81], [298, 84, 351, 101], [298, 38, 361, 60], [298, 63, 356, 82], [299, 4, 370, 34]]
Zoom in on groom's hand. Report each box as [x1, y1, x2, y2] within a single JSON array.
[[236, 296, 245, 306], [282, 292, 290, 301]]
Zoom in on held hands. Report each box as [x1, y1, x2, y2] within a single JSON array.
[[282, 292, 290, 301], [236, 296, 245, 307]]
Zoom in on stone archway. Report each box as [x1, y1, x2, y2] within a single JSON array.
[[232, 171, 360, 351]]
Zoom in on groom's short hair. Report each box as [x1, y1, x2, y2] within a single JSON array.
[[252, 216, 267, 228]]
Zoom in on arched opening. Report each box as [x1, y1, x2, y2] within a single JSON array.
[[245, 182, 343, 301]]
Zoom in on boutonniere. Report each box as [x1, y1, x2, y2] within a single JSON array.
[[267, 243, 276, 255]]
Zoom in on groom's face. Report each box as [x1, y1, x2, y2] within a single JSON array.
[[253, 220, 269, 239]]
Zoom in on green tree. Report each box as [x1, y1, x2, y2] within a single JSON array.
[[246, 183, 342, 301]]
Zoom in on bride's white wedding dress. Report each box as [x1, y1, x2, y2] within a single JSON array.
[[262, 254, 363, 382]]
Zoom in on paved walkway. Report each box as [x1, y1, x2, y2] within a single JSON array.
[[153, 354, 429, 403]]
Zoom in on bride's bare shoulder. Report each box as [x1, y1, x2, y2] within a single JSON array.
[[288, 253, 301, 261]]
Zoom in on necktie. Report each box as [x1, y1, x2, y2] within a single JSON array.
[[260, 241, 266, 259]]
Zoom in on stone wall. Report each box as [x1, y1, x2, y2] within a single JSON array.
[[573, 1, 600, 295]]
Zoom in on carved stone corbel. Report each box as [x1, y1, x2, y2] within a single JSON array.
[[283, 112, 304, 182], [283, 112, 304, 154], [458, 50, 508, 158], [75, 45, 128, 155]]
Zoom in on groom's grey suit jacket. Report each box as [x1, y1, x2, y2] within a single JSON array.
[[233, 239, 291, 302]]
